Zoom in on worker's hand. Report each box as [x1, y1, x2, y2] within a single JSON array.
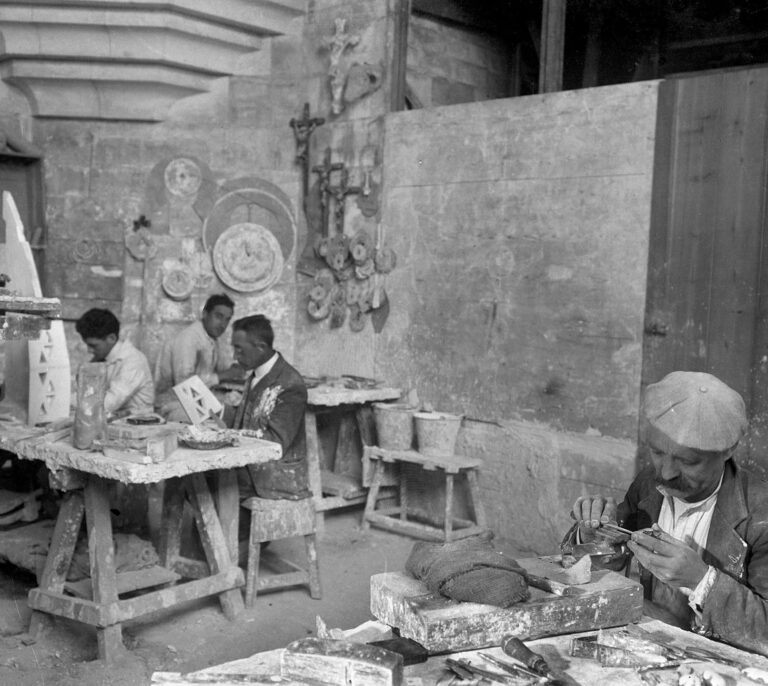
[[628, 524, 709, 590], [571, 495, 617, 541]]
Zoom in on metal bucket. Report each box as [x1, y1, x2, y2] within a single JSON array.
[[414, 411, 463, 456], [373, 402, 415, 450]]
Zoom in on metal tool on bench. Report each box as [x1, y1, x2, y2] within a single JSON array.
[[479, 652, 550, 683], [501, 637, 554, 678], [444, 657, 515, 683], [626, 626, 746, 670]]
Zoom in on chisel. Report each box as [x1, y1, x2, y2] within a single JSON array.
[[501, 637, 553, 678]]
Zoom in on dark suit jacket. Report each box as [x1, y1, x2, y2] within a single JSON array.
[[618, 459, 768, 656], [228, 353, 310, 500]]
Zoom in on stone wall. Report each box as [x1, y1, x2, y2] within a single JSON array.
[[3, 1, 661, 553], [374, 82, 659, 551], [406, 14, 511, 107]]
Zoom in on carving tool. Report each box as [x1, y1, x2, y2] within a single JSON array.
[[501, 637, 553, 678], [600, 522, 633, 536], [479, 652, 548, 682], [444, 657, 512, 683]]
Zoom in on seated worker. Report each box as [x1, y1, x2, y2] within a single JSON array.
[[155, 293, 244, 421], [225, 314, 310, 500], [571, 371, 768, 657], [75, 308, 154, 417]]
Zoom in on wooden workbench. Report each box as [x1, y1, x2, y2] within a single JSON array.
[[150, 618, 768, 685], [305, 385, 401, 531], [4, 419, 281, 662]]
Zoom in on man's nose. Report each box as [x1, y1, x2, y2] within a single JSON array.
[[657, 454, 679, 480]]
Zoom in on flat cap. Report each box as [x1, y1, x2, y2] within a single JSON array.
[[642, 371, 747, 453]]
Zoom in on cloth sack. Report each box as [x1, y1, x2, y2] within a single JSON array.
[[405, 535, 529, 608]]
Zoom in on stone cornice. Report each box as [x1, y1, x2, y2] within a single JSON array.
[[0, 0, 305, 121]]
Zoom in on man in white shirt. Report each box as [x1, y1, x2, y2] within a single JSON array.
[[570, 371, 768, 657], [155, 294, 244, 421], [75, 309, 154, 417]]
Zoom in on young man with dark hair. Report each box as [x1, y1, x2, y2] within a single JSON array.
[[155, 293, 244, 421], [75, 308, 154, 417], [227, 314, 309, 500]]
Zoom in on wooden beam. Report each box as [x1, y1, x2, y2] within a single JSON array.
[[539, 0, 567, 93], [389, 0, 411, 112]]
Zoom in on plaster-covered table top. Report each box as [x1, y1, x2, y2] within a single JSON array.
[[307, 385, 401, 407], [15, 434, 281, 484], [0, 413, 281, 484]]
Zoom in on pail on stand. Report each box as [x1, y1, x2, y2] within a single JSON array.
[[414, 411, 463, 456], [373, 403, 415, 450]]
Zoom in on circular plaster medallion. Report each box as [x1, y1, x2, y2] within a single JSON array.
[[212, 223, 284, 293], [162, 268, 194, 301], [164, 158, 202, 197], [202, 185, 296, 262], [125, 229, 157, 261]]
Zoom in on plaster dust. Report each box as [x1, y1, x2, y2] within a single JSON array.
[[0, 509, 447, 686]]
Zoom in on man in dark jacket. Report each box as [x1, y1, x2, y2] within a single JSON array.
[[226, 314, 310, 500], [571, 371, 768, 657]]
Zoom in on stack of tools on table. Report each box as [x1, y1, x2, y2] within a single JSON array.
[[570, 625, 768, 686]]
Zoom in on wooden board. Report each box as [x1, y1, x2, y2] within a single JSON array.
[[307, 386, 401, 408], [320, 469, 366, 499], [370, 564, 643, 653], [65, 565, 180, 599], [281, 638, 403, 686]]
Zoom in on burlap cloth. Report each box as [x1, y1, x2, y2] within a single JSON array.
[[405, 535, 529, 608]]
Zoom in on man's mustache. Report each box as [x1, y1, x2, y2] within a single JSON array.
[[655, 474, 686, 490]]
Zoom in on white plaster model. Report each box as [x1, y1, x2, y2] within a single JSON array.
[[2, 192, 71, 424]]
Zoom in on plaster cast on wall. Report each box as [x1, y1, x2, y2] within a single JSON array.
[[324, 18, 360, 115]]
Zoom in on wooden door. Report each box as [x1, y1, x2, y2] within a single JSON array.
[[643, 65, 768, 473]]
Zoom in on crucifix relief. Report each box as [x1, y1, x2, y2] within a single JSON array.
[[311, 148, 344, 238], [327, 168, 361, 235], [325, 18, 360, 115]]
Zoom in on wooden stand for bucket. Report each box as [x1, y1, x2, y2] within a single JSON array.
[[361, 446, 488, 542]]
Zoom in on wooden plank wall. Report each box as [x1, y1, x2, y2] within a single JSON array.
[[644, 66, 768, 471]]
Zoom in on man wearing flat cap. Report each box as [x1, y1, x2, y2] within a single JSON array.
[[571, 371, 768, 656]]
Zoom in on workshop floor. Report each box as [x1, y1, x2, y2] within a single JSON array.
[[0, 508, 430, 686]]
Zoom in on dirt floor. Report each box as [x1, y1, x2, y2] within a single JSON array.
[[0, 508, 426, 686]]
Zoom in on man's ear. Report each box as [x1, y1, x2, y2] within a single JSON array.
[[106, 333, 118, 345]]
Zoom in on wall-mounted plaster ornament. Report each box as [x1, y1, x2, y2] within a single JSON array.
[[348, 304, 366, 332], [189, 252, 215, 291], [344, 63, 383, 106], [212, 223, 284, 293], [202, 178, 297, 264], [164, 158, 203, 197], [349, 229, 373, 264], [125, 227, 157, 261], [144, 156, 216, 237], [162, 267, 194, 301], [72, 238, 100, 262], [325, 18, 360, 115]]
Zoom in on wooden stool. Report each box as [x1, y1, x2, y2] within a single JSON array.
[[362, 446, 488, 542], [241, 496, 322, 607]]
